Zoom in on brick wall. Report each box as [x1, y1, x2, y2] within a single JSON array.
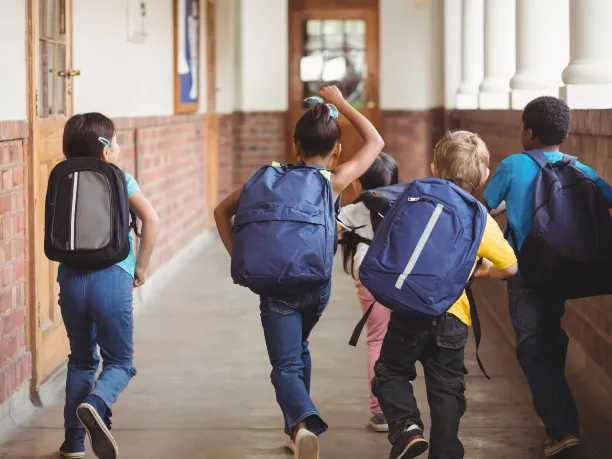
[[451, 109, 612, 382], [114, 114, 209, 275], [381, 109, 445, 183], [231, 112, 287, 189], [218, 113, 236, 199], [0, 121, 30, 405]]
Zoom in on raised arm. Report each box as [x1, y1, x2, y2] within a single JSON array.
[[319, 86, 384, 196]]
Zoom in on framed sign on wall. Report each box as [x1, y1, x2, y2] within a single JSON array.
[[174, 0, 200, 113]]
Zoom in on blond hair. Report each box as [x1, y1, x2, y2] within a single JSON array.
[[433, 130, 490, 192]]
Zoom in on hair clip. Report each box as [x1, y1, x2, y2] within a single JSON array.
[[98, 137, 111, 148], [303, 96, 339, 119]]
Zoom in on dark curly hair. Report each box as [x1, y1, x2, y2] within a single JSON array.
[[522, 96, 571, 146], [294, 104, 341, 157]]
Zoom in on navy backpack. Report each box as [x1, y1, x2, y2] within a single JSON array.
[[509, 150, 612, 299], [231, 162, 336, 296], [351, 178, 490, 377]]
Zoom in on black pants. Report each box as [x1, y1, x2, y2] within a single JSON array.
[[507, 275, 579, 440], [373, 313, 468, 459]]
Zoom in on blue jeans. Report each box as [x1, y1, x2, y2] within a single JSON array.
[[259, 281, 331, 437], [507, 274, 579, 440], [58, 266, 137, 429]]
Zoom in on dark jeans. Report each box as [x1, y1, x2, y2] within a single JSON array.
[[507, 274, 579, 440], [259, 281, 331, 437], [58, 266, 137, 429], [373, 313, 468, 459]]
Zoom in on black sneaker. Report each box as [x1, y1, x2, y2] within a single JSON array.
[[369, 412, 389, 432], [59, 428, 86, 458], [390, 425, 429, 459], [76, 394, 118, 459], [544, 434, 580, 457]]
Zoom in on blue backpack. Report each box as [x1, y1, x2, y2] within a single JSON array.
[[231, 162, 336, 296], [508, 150, 612, 299], [351, 178, 490, 377]]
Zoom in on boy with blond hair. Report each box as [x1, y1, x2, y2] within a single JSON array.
[[372, 131, 518, 459]]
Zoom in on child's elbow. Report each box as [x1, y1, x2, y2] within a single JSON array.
[[501, 262, 518, 279], [143, 209, 160, 226]]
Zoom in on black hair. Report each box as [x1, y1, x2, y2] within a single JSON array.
[[293, 104, 341, 158], [63, 112, 116, 159], [522, 96, 571, 146], [342, 152, 399, 277]]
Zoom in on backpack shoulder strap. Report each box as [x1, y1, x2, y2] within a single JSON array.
[[349, 301, 375, 346], [465, 258, 491, 380], [524, 150, 550, 169]]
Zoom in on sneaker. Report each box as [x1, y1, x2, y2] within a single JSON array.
[[284, 435, 296, 453], [369, 412, 389, 432], [390, 425, 429, 459], [59, 428, 86, 459], [294, 428, 319, 459], [544, 434, 580, 457], [76, 394, 118, 459]]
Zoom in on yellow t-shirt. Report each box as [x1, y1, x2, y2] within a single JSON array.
[[447, 214, 517, 326]]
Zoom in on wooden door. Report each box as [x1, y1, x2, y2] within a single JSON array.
[[206, 0, 219, 216], [26, 0, 76, 390], [288, 0, 380, 204]]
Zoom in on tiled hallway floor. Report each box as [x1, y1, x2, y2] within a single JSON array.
[[1, 240, 612, 458]]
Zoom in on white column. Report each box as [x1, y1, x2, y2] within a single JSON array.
[[479, 0, 515, 109], [456, 0, 484, 109], [510, 0, 569, 109], [560, 0, 612, 108], [444, 0, 462, 108]]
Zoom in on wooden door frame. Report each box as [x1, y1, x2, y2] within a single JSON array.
[[206, 0, 219, 219], [287, 0, 380, 162], [25, 0, 75, 394]]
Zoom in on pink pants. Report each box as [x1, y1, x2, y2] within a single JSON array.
[[356, 281, 391, 415]]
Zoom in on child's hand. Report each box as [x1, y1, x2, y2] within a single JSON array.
[[319, 85, 344, 106], [475, 258, 494, 278], [134, 267, 146, 288]]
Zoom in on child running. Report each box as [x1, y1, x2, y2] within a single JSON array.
[[214, 85, 384, 459], [58, 113, 160, 459], [337, 152, 398, 432], [372, 131, 517, 459], [484, 96, 612, 457]]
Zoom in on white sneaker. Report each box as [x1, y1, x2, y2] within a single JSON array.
[[294, 429, 319, 459], [284, 435, 296, 453]]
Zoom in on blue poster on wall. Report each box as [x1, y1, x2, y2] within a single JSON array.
[[176, 0, 199, 111]]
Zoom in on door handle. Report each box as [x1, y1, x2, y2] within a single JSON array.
[[366, 100, 377, 109], [58, 69, 81, 77]]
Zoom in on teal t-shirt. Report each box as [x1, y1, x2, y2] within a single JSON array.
[[484, 152, 612, 253], [58, 173, 141, 279]]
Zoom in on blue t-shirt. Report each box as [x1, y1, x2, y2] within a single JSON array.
[[58, 173, 141, 279], [483, 151, 612, 253]]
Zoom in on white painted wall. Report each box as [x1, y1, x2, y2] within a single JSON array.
[[380, 0, 444, 110], [0, 0, 26, 121], [239, 0, 288, 112], [73, 0, 174, 116], [216, 0, 238, 113]]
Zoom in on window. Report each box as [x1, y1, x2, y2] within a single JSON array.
[[39, 0, 67, 117], [301, 20, 367, 109]]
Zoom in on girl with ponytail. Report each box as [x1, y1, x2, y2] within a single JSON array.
[[338, 152, 399, 433]]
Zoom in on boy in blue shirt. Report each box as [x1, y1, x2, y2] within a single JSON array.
[[484, 96, 612, 457]]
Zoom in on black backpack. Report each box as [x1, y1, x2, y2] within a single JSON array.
[[509, 150, 612, 299], [44, 158, 138, 270]]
